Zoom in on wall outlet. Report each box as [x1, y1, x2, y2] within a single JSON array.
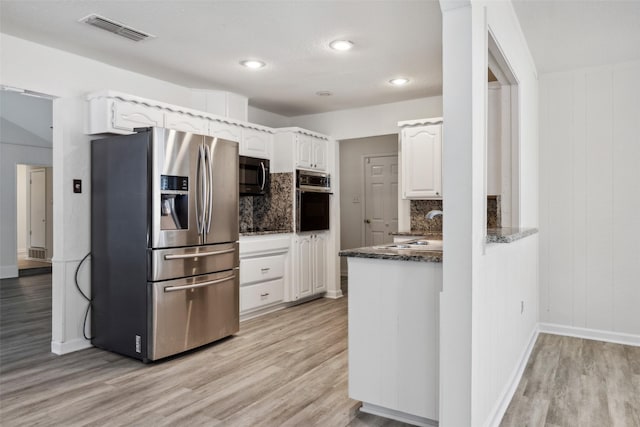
[[352, 195, 361, 203]]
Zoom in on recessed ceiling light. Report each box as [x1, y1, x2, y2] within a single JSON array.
[[329, 40, 354, 51], [389, 77, 410, 86], [240, 59, 266, 69], [316, 91, 333, 97]]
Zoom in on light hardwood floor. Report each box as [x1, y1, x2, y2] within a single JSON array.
[[0, 274, 410, 426], [500, 333, 640, 427], [2, 275, 638, 426]]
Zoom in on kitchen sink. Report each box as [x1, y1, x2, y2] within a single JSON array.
[[374, 240, 443, 251]]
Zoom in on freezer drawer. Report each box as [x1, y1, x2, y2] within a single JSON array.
[[149, 269, 239, 360], [148, 242, 238, 282]]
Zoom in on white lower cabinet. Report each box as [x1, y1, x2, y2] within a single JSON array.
[[294, 232, 327, 300], [239, 235, 291, 315], [348, 257, 440, 423], [240, 279, 285, 312]]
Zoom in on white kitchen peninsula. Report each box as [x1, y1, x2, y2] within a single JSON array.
[[340, 243, 442, 427]]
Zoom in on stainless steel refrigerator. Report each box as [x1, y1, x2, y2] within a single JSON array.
[[91, 127, 239, 362]]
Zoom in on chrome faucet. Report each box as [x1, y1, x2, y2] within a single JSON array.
[[426, 210, 443, 220]]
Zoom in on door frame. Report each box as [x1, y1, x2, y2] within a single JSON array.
[[28, 167, 47, 251], [360, 153, 399, 247]]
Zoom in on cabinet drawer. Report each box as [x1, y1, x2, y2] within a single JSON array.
[[240, 279, 284, 312], [240, 254, 285, 285]]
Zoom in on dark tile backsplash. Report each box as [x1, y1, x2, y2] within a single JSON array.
[[410, 195, 501, 232], [239, 172, 294, 233]]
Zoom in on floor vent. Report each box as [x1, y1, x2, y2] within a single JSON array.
[[79, 14, 155, 42], [28, 248, 46, 260]]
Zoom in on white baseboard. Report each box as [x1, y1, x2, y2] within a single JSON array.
[[360, 403, 438, 427], [486, 326, 539, 427], [324, 289, 344, 299], [51, 338, 92, 355], [0, 265, 18, 279], [538, 322, 640, 347]]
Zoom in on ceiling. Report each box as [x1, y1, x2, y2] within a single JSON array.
[[512, 0, 640, 74], [1, 1, 638, 117], [0, 0, 442, 117]]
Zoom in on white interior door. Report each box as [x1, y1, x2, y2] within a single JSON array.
[[364, 155, 399, 246], [29, 169, 46, 248]]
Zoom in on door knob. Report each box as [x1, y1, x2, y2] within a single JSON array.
[[364, 219, 371, 224]]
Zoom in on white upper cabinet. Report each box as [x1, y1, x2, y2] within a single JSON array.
[[272, 128, 331, 173], [241, 128, 272, 160], [110, 100, 164, 132], [399, 119, 443, 199], [296, 134, 313, 169], [311, 138, 327, 171], [296, 134, 327, 171], [163, 111, 208, 134], [208, 120, 242, 143]]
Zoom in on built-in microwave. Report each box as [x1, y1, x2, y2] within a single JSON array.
[[296, 170, 331, 232], [239, 156, 270, 195]]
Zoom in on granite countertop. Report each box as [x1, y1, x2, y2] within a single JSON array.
[[240, 228, 292, 236], [339, 242, 443, 263], [340, 227, 538, 263], [486, 227, 538, 243], [391, 231, 443, 239], [392, 228, 537, 244]]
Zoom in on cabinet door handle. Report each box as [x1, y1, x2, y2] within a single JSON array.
[[260, 292, 270, 297], [260, 267, 271, 272]]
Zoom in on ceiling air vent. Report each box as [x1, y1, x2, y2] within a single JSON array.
[[79, 14, 155, 42]]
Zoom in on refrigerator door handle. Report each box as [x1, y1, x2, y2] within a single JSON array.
[[195, 144, 204, 236], [205, 144, 213, 234], [163, 274, 236, 292], [163, 248, 236, 260]]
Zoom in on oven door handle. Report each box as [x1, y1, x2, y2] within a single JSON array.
[[164, 248, 236, 260], [164, 274, 236, 292]]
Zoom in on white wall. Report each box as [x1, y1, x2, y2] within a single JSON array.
[[290, 96, 443, 141], [539, 61, 640, 339], [439, 0, 539, 425], [248, 105, 292, 128], [16, 165, 28, 254], [0, 90, 53, 277], [339, 134, 399, 274], [1, 33, 198, 354]]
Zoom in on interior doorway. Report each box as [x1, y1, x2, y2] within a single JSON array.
[[1, 87, 54, 279], [16, 164, 53, 276], [338, 134, 399, 280]]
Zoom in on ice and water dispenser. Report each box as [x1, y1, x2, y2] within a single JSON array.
[[160, 175, 188, 230]]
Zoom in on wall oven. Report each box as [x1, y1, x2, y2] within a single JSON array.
[[296, 170, 331, 232], [239, 155, 269, 195]]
